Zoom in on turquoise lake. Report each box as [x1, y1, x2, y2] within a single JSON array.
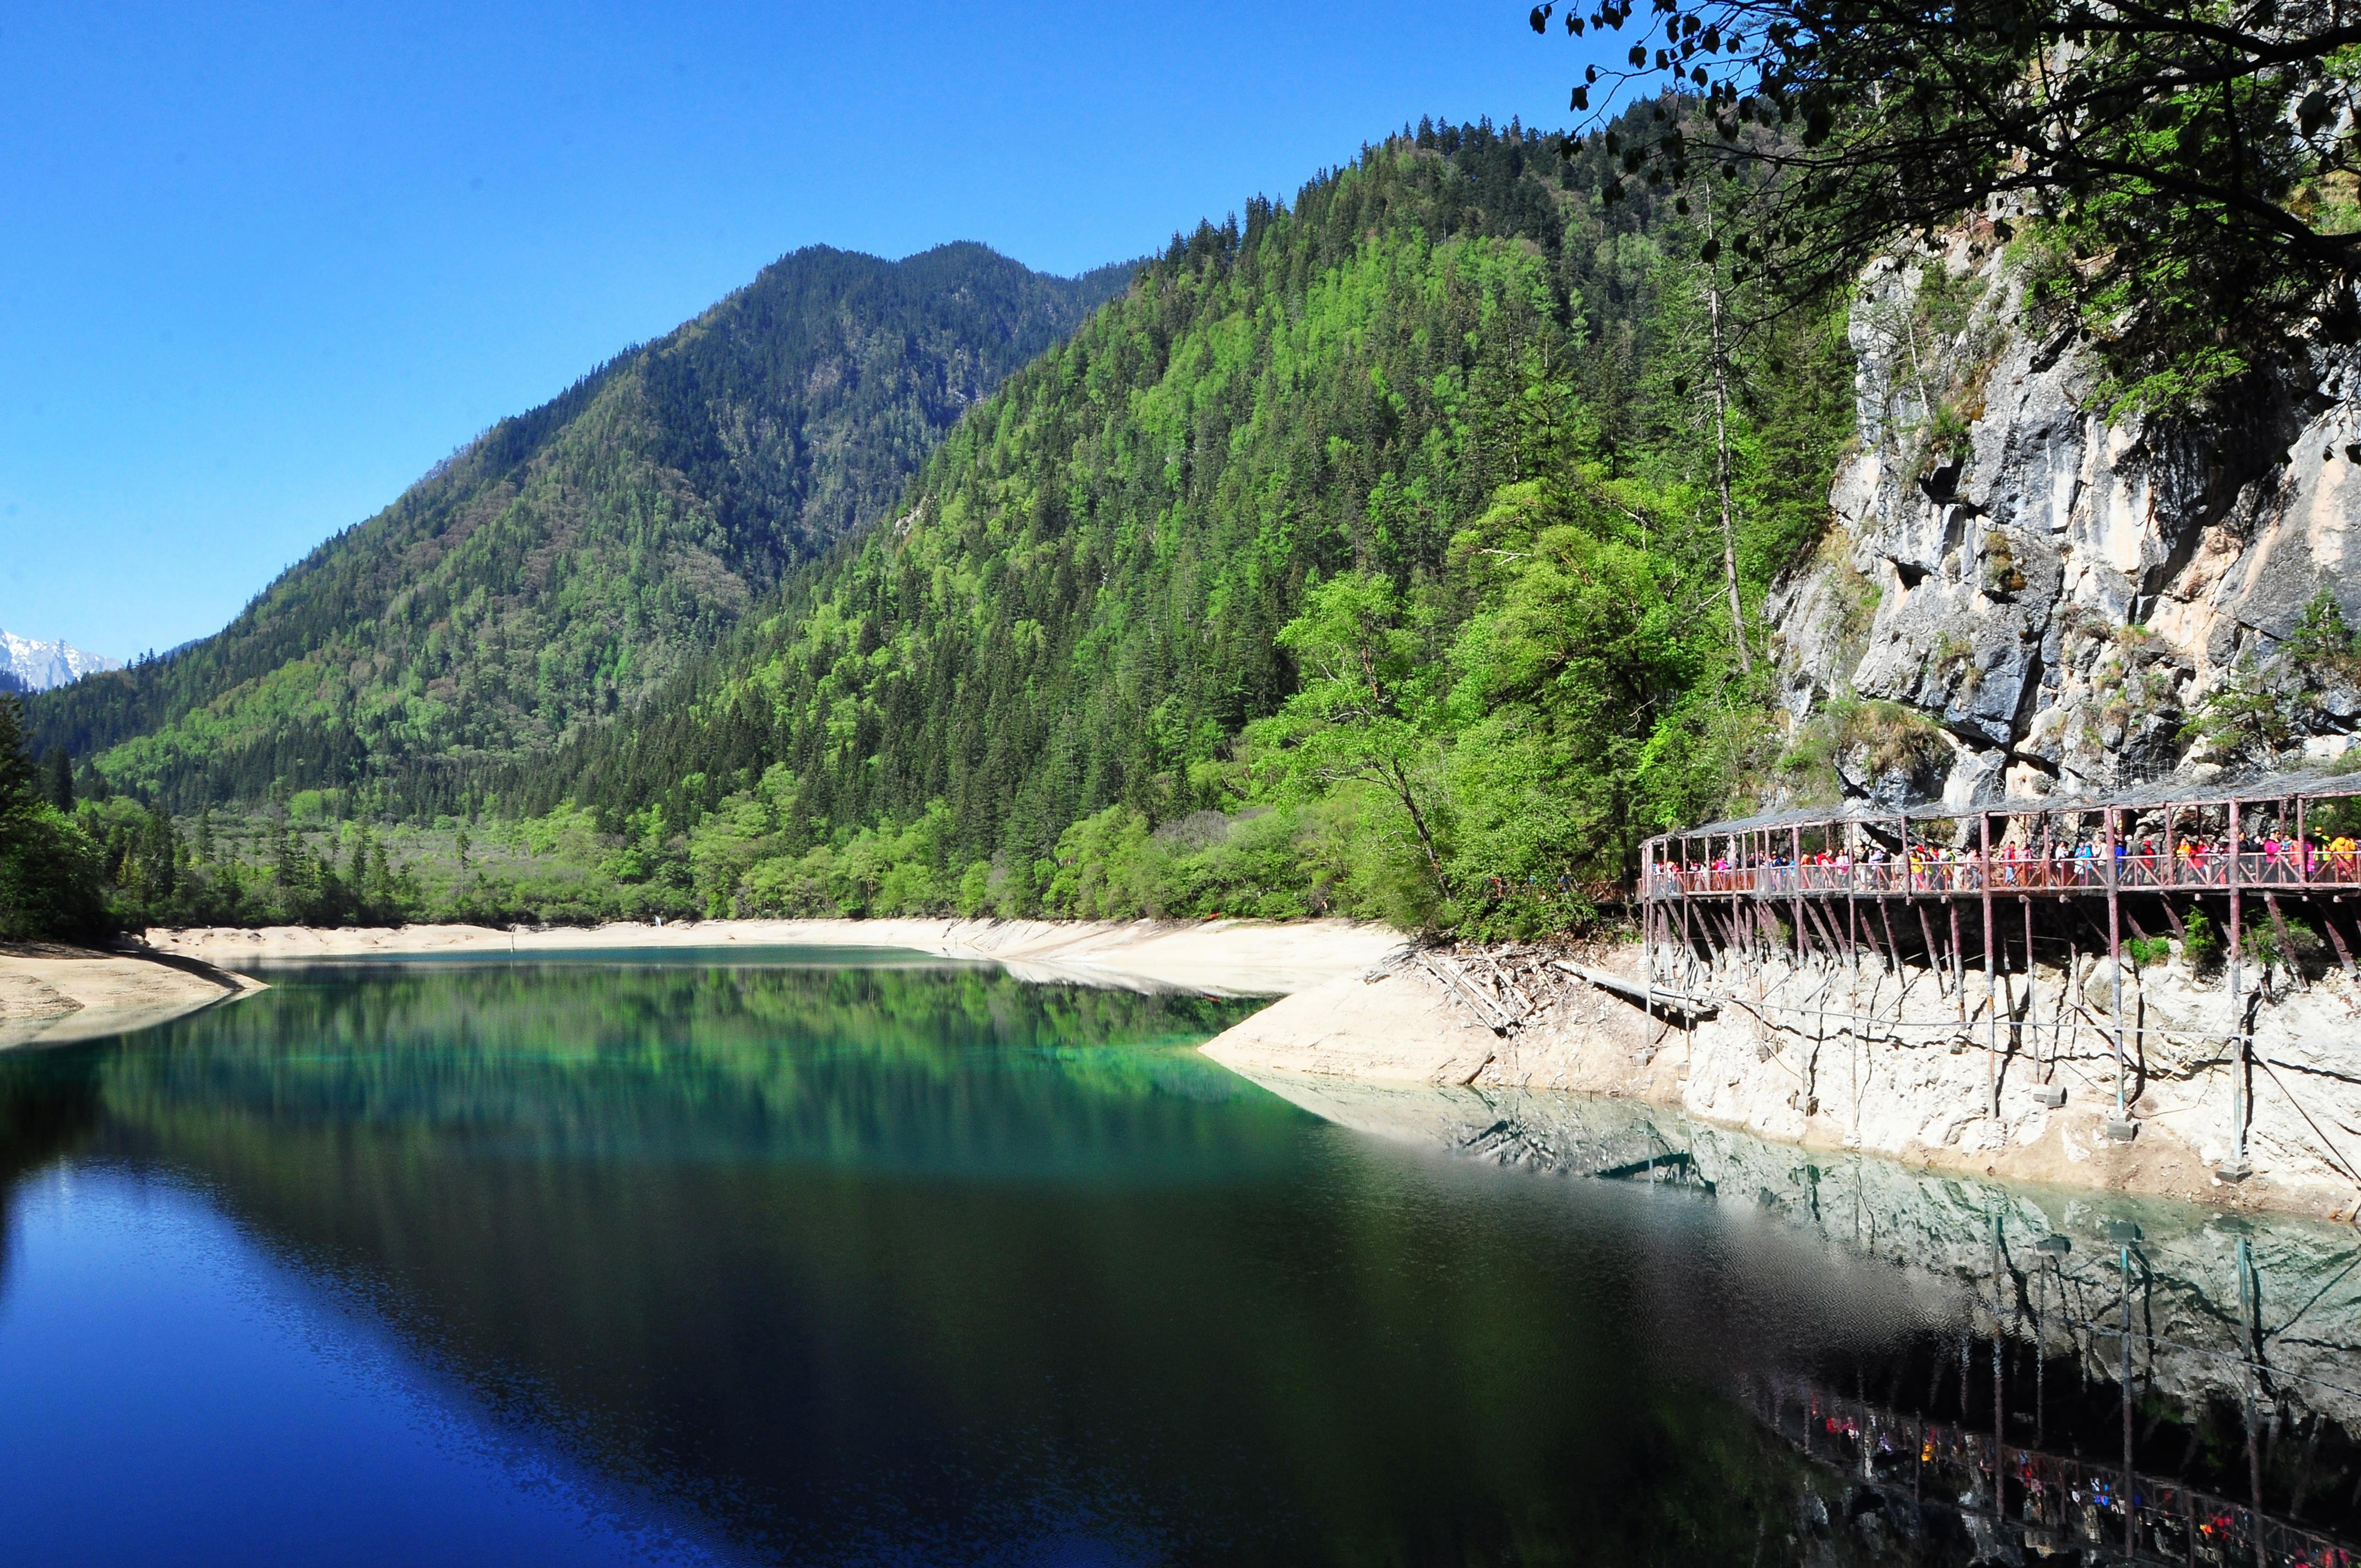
[[0, 951, 2351, 1565]]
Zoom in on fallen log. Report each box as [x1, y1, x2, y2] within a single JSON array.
[[1416, 954, 1516, 1033], [1551, 961, 1720, 1025]]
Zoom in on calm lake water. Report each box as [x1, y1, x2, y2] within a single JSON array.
[[0, 951, 2353, 1566]]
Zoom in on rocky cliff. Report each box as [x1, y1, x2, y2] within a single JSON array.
[[1198, 247, 2361, 1221], [1769, 225, 2361, 803], [1203, 939, 2361, 1218]]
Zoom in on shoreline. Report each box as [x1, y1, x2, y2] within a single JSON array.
[[145, 917, 1411, 998], [0, 943, 266, 1049], [1200, 944, 2361, 1223], [142, 916, 2357, 1220], [1220, 1063, 2361, 1427]]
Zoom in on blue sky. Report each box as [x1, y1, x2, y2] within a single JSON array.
[[1, 2, 1605, 658]]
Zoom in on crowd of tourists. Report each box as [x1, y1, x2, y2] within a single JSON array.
[[1652, 827, 2361, 895]]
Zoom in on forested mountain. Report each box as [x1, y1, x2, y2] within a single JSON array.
[[26, 116, 1850, 938], [487, 117, 1848, 933], [31, 244, 1130, 812], [8, 0, 2342, 945]]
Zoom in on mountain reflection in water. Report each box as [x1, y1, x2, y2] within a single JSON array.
[[0, 953, 2349, 1565]]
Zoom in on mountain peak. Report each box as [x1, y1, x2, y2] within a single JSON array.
[[0, 631, 118, 694], [24, 241, 1128, 803]]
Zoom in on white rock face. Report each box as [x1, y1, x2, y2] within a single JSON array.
[[1204, 937, 2361, 1217], [1769, 225, 2361, 799], [0, 630, 119, 692]]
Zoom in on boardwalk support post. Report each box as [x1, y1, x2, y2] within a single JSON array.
[[2225, 799, 2253, 1179], [1982, 811, 1999, 1125], [2022, 893, 2036, 1093], [1791, 823, 1807, 966], [1642, 838, 1657, 1032], [2106, 805, 2131, 1137], [1950, 897, 1968, 1022]]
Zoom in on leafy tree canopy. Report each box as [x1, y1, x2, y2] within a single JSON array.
[[1542, 0, 2361, 399]]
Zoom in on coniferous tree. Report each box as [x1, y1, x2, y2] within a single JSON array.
[[0, 698, 106, 940], [0, 701, 37, 805], [39, 748, 73, 813]]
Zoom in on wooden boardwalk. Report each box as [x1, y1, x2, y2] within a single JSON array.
[[1636, 769, 2361, 1177]]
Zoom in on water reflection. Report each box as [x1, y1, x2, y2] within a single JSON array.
[[1244, 1070, 2361, 1562], [0, 955, 2350, 1564]]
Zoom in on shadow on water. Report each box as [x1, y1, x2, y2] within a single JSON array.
[[0, 1041, 104, 1299], [1243, 1070, 2361, 1564], [0, 954, 2349, 1564]]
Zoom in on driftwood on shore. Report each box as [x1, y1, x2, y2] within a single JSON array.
[[1380, 941, 1717, 1036]]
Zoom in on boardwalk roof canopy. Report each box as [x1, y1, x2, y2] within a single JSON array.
[[1667, 763, 2361, 842]]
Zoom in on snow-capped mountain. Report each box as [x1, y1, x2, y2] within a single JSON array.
[[0, 631, 120, 692]]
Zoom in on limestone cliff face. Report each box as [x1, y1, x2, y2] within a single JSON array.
[[1203, 939, 2361, 1218], [1770, 227, 2361, 803]]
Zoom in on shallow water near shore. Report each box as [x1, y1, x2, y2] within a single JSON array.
[[0, 952, 2353, 1565]]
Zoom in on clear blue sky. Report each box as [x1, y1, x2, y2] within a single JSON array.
[[1, 2, 1606, 659]]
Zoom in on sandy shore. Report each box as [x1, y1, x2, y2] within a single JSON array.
[[0, 943, 266, 1049], [146, 917, 1411, 997]]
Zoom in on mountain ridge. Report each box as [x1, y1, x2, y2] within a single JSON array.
[[25, 115, 1853, 941], [487, 117, 1847, 928], [33, 241, 1131, 810], [0, 633, 119, 695]]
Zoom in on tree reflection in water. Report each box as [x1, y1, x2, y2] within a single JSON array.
[[0, 955, 2348, 1565]]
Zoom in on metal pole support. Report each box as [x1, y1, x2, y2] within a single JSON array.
[[1982, 812, 2000, 1127], [2106, 805, 2135, 1140], [2224, 799, 2254, 1179]]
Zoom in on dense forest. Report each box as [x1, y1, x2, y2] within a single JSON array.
[[25, 244, 1130, 814], [7, 116, 1852, 940], [0, 699, 106, 940], [487, 117, 1849, 935]]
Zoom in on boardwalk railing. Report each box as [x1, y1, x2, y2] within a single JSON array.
[[1762, 1376, 2355, 1568], [1646, 848, 2361, 899], [1639, 776, 2361, 1168]]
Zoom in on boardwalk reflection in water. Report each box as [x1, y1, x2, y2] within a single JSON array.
[[1245, 1068, 2361, 1564]]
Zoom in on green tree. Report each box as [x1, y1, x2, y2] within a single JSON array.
[[1248, 571, 1455, 910], [0, 698, 107, 941], [39, 748, 73, 813], [1442, 514, 1704, 930], [1549, 0, 2360, 401]]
